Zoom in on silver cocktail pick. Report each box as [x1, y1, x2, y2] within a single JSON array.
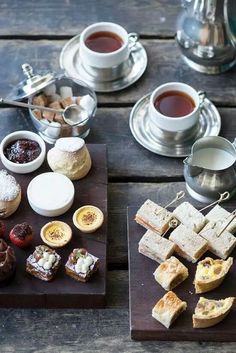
[[199, 191, 230, 212]]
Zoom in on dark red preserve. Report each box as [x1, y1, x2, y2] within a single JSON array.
[[4, 139, 41, 164]]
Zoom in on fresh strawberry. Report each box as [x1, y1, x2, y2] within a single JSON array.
[[9, 222, 33, 248], [0, 221, 6, 237]]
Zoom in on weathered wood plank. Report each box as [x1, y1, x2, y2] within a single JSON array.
[[0, 0, 180, 37], [0, 307, 236, 352], [0, 106, 235, 180], [0, 39, 236, 105]]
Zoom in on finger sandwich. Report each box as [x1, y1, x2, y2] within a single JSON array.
[[138, 229, 176, 263], [200, 225, 236, 259], [205, 205, 236, 234], [169, 224, 208, 263], [135, 199, 173, 236], [173, 202, 206, 233]]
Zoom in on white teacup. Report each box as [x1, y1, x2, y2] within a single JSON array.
[[148, 82, 200, 132], [80, 22, 137, 69]]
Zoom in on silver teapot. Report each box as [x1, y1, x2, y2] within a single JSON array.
[[183, 136, 236, 202], [176, 0, 236, 73]]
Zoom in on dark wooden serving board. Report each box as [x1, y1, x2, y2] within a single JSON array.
[[128, 206, 236, 341], [0, 144, 107, 308]]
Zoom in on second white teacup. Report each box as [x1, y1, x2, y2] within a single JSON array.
[[148, 82, 200, 132], [80, 22, 136, 69]]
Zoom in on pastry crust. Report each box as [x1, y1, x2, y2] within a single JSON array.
[[194, 257, 233, 294], [0, 189, 21, 218], [154, 256, 189, 291], [193, 297, 235, 328], [152, 291, 187, 328], [138, 229, 176, 263], [135, 199, 173, 235]]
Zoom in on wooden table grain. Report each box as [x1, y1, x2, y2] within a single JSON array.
[[0, 1, 236, 351]]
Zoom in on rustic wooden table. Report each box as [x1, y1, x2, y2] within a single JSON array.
[[1, 1, 236, 352]]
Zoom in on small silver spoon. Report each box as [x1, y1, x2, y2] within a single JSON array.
[[0, 97, 88, 126]]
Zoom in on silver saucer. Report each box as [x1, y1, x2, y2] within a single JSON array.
[[59, 34, 147, 92], [129, 93, 221, 157]]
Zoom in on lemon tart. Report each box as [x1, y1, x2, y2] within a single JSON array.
[[40, 221, 72, 248]]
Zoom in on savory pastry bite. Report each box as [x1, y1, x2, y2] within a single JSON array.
[[0, 221, 6, 237], [138, 229, 176, 263], [40, 221, 72, 248], [0, 239, 16, 285], [65, 248, 99, 283], [173, 202, 206, 233], [0, 170, 21, 218], [135, 199, 174, 235], [152, 291, 187, 328], [73, 205, 104, 233], [9, 222, 34, 248], [205, 204, 236, 234], [26, 245, 61, 281], [169, 224, 208, 263], [194, 257, 233, 294], [193, 296, 234, 328], [154, 256, 189, 291], [200, 226, 236, 259], [47, 137, 92, 181]]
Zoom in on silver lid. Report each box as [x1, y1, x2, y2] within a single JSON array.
[[6, 63, 56, 100]]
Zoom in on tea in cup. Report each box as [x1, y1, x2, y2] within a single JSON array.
[[80, 22, 138, 69], [148, 82, 200, 132]]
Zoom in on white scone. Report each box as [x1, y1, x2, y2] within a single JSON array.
[[47, 137, 92, 180], [0, 170, 21, 218], [169, 224, 208, 263], [138, 229, 175, 263], [205, 205, 236, 234], [154, 256, 189, 291], [193, 296, 235, 329], [200, 225, 236, 259], [173, 202, 206, 233], [152, 291, 187, 328], [194, 257, 233, 294], [135, 199, 173, 235]]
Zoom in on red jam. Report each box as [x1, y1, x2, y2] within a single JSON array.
[[4, 139, 41, 164]]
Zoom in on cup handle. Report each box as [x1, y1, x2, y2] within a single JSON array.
[[198, 91, 206, 108], [128, 32, 139, 51], [232, 138, 236, 148]]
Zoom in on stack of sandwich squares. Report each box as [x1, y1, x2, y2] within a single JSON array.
[[136, 200, 236, 263]]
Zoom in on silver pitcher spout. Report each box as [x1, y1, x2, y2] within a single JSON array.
[[176, 0, 236, 74], [183, 155, 203, 177]]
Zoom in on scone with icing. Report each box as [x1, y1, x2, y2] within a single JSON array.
[[47, 137, 92, 180], [0, 170, 21, 218]]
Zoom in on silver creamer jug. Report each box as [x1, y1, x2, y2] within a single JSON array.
[[176, 0, 236, 73], [183, 136, 236, 202]]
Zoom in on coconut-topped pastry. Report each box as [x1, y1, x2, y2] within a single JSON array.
[[0, 170, 21, 218], [47, 137, 92, 180], [0, 239, 16, 286]]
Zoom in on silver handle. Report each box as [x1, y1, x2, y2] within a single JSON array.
[[0, 97, 64, 114]]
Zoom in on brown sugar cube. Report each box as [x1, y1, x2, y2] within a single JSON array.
[[42, 110, 55, 122], [49, 101, 62, 110], [76, 96, 81, 105], [54, 114, 64, 124], [60, 97, 73, 109], [32, 109, 42, 120], [32, 94, 47, 107]]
